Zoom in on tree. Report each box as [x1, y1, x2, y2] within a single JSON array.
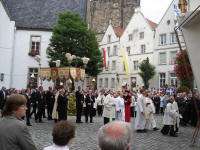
[[139, 57, 155, 89], [47, 11, 102, 76], [174, 50, 193, 89]]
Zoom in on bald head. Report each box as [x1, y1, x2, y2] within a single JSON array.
[[98, 121, 132, 150]]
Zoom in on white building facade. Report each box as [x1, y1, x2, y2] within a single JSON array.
[[178, 0, 200, 91], [0, 1, 15, 88], [153, 0, 184, 89], [97, 24, 121, 90], [120, 9, 156, 90], [0, 0, 87, 89], [97, 10, 156, 90]]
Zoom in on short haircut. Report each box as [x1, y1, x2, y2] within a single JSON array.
[[52, 121, 75, 146], [98, 121, 132, 150], [2, 94, 27, 116]]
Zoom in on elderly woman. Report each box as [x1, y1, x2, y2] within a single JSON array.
[[0, 94, 37, 150]]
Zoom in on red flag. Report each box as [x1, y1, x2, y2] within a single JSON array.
[[103, 48, 107, 67]]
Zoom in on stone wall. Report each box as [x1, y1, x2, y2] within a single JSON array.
[[87, 0, 140, 41]]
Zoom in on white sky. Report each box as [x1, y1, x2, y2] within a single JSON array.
[[141, 0, 173, 23]]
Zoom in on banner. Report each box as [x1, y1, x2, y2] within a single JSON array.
[[39, 68, 51, 79], [80, 69, 85, 80], [58, 67, 70, 79], [70, 67, 77, 79], [76, 68, 81, 80], [51, 68, 58, 80]]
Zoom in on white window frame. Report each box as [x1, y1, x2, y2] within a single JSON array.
[[133, 61, 139, 71], [126, 46, 131, 55], [141, 44, 146, 54], [139, 32, 144, 39], [159, 52, 167, 65], [159, 73, 166, 88], [159, 34, 167, 45]]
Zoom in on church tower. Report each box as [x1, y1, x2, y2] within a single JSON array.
[[86, 0, 140, 41]]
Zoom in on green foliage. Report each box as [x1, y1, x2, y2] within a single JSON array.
[[139, 57, 155, 89], [47, 11, 102, 76], [177, 85, 190, 93], [67, 93, 76, 116], [174, 50, 193, 89]]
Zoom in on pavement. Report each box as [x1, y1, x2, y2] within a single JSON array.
[[29, 115, 200, 150]]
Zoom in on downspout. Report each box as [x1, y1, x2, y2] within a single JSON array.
[[9, 23, 16, 88]]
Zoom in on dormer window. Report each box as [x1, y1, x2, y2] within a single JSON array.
[[29, 36, 41, 56], [107, 35, 111, 43], [128, 34, 133, 41]]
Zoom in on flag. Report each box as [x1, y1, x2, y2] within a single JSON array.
[[173, 3, 181, 17], [103, 48, 108, 68], [120, 48, 130, 76]]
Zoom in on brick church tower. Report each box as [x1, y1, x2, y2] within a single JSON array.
[[86, 0, 140, 41]]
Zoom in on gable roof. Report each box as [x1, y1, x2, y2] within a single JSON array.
[[113, 26, 124, 37], [1, 0, 87, 30], [146, 18, 157, 29]]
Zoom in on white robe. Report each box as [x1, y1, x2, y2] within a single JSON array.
[[115, 96, 125, 121], [145, 97, 156, 129], [163, 103, 178, 125], [52, 91, 59, 120], [135, 94, 146, 130], [172, 101, 180, 128], [102, 94, 116, 120]]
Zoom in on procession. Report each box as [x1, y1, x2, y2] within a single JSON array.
[[1, 0, 200, 149]]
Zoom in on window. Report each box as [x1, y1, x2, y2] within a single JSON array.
[[113, 45, 118, 56], [107, 35, 111, 43], [104, 78, 108, 88], [128, 34, 133, 41], [99, 78, 103, 88], [30, 36, 41, 55], [111, 78, 115, 88], [28, 68, 38, 88], [126, 47, 131, 55], [159, 52, 167, 64], [167, 20, 170, 25], [111, 61, 116, 70], [106, 61, 110, 71], [141, 44, 146, 54], [159, 73, 166, 88], [159, 34, 167, 45], [170, 51, 177, 65], [170, 33, 177, 44], [133, 61, 139, 70], [174, 20, 178, 25], [107, 47, 110, 56], [139, 32, 144, 39], [170, 73, 177, 87]]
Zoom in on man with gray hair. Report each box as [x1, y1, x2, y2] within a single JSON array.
[[98, 121, 132, 150]]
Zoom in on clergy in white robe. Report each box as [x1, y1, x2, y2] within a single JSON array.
[[115, 93, 125, 121], [135, 91, 146, 131], [161, 96, 178, 137], [145, 97, 158, 130], [102, 93, 116, 124]]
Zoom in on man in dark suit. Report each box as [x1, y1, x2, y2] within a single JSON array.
[[75, 86, 84, 123], [0, 87, 7, 110], [85, 90, 95, 123], [46, 86, 55, 120], [35, 86, 45, 123]]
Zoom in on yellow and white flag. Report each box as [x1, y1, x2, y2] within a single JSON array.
[[120, 48, 130, 76]]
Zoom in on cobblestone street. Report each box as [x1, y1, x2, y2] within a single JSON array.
[[29, 115, 200, 150]]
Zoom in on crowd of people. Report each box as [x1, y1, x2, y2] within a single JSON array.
[[0, 85, 200, 150]]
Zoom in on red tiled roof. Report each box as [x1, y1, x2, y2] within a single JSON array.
[[146, 18, 157, 29], [113, 26, 124, 37]]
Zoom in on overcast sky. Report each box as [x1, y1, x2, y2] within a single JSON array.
[[141, 0, 173, 23]]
